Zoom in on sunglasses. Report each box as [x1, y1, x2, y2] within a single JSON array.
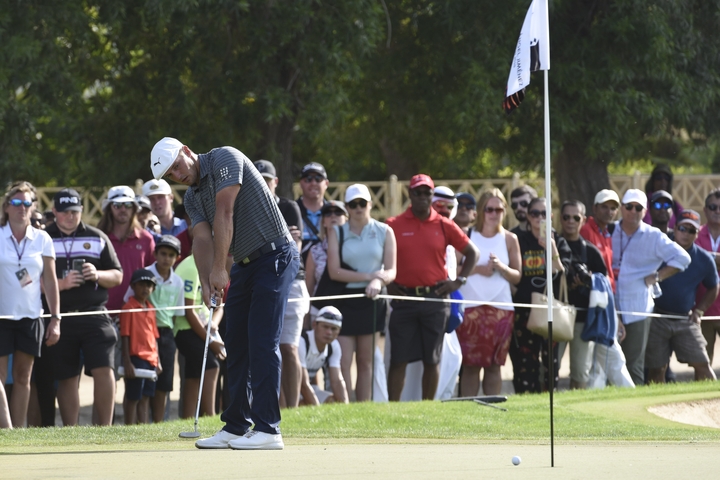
[[457, 202, 476, 210], [9, 199, 34, 207], [302, 175, 325, 183], [623, 204, 644, 212], [528, 210, 547, 219], [347, 199, 368, 209], [706, 204, 720, 211], [652, 201, 672, 210], [112, 202, 135, 209], [677, 224, 698, 235], [484, 207, 505, 214], [562, 214, 581, 222], [410, 189, 433, 197], [323, 209, 344, 217], [511, 200, 529, 210]]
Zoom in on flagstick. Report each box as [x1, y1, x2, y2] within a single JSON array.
[[543, 67, 555, 468]]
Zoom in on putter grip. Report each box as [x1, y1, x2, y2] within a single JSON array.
[[118, 366, 158, 381]]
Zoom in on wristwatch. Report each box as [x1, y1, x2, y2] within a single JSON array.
[[456, 276, 467, 285], [50, 315, 62, 321]]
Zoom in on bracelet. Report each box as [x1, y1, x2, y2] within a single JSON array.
[[552, 254, 559, 260], [50, 315, 61, 321], [654, 271, 660, 283]]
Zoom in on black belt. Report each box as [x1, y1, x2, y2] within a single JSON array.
[[654, 307, 685, 319], [240, 234, 293, 264], [397, 284, 436, 296]]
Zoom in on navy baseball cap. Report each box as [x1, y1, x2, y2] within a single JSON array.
[[53, 189, 82, 212], [301, 162, 327, 179], [155, 235, 182, 255], [131, 268, 157, 285], [456, 192, 476, 206]]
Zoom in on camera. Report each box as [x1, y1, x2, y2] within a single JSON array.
[[573, 262, 592, 287]]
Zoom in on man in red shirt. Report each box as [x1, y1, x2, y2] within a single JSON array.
[[386, 174, 479, 400], [580, 189, 619, 291]]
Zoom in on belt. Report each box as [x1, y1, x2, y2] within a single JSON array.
[[654, 307, 686, 319], [397, 285, 435, 296], [240, 234, 293, 264]]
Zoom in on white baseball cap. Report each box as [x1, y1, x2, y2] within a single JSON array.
[[345, 184, 371, 203], [151, 137, 183, 180], [315, 306, 343, 327], [142, 179, 172, 197], [102, 185, 137, 210], [621, 188, 647, 207], [594, 189, 620, 206]]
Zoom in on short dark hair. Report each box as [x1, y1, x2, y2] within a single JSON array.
[[510, 185, 538, 199], [561, 200, 586, 216], [528, 197, 546, 212], [705, 188, 720, 206]]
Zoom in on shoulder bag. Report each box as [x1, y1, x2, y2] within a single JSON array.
[[527, 272, 577, 341]]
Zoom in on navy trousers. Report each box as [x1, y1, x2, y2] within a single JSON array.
[[221, 242, 299, 435]]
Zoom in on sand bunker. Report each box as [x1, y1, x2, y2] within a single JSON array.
[[648, 398, 720, 429]]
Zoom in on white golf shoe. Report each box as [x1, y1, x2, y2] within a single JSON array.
[[195, 430, 244, 449], [228, 430, 284, 450]]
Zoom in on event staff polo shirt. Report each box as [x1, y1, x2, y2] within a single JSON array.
[[387, 207, 469, 288], [107, 228, 155, 312], [44, 222, 122, 314], [0, 224, 55, 320]]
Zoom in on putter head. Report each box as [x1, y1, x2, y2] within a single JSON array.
[[179, 431, 201, 439]]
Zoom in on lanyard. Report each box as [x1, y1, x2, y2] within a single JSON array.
[[60, 230, 77, 264], [10, 235, 28, 267], [619, 222, 635, 263], [711, 233, 720, 253]]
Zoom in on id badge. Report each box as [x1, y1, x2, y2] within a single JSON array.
[[15, 268, 32, 288]]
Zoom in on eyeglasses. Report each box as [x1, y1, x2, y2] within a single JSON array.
[[410, 189, 432, 197], [652, 201, 672, 210], [484, 207, 505, 214], [9, 199, 34, 207], [323, 209, 344, 217], [624, 204, 644, 212], [528, 210, 546, 219], [511, 200, 529, 210], [562, 214, 581, 222], [677, 224, 698, 235], [347, 199, 368, 209], [302, 175, 325, 183], [706, 204, 720, 211], [112, 202, 134, 210], [457, 202, 476, 210]]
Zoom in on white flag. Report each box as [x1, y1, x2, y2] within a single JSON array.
[[504, 0, 550, 111]]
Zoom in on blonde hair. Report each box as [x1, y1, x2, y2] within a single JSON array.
[[475, 188, 507, 234], [1, 181, 37, 227], [97, 203, 142, 239]]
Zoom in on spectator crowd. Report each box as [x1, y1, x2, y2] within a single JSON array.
[[2, 160, 720, 429]]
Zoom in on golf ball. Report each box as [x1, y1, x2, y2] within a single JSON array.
[[512, 456, 521, 466]]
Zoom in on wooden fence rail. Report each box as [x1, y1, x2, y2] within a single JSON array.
[[32, 173, 720, 227]]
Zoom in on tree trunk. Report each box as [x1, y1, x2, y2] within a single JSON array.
[[554, 143, 612, 212], [259, 117, 296, 199], [379, 136, 415, 180]]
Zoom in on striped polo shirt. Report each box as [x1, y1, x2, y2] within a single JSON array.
[[184, 147, 289, 263]]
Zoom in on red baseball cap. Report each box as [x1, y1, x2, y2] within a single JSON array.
[[409, 174, 434, 190]]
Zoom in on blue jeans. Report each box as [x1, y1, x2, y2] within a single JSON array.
[[221, 242, 299, 435]]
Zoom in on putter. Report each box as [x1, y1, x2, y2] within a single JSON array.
[[179, 296, 217, 439]]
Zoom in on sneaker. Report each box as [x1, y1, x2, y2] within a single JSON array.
[[195, 430, 245, 449], [228, 430, 284, 450]]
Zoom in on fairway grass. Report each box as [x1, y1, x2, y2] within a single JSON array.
[[2, 382, 720, 453]]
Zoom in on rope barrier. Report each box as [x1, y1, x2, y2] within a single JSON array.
[[0, 291, 703, 321]]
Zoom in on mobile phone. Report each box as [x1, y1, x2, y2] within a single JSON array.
[[72, 259, 85, 284], [539, 219, 547, 239]]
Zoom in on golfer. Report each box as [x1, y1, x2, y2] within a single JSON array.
[[150, 138, 299, 450]]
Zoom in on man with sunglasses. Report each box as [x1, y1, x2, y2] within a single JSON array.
[[646, 210, 718, 383], [150, 137, 299, 450], [454, 192, 477, 235], [509, 185, 537, 234], [648, 190, 675, 237], [296, 163, 330, 263], [611, 189, 691, 386], [559, 200, 607, 389], [97, 186, 156, 317], [386, 174, 478, 401], [695, 188, 720, 365], [580, 189, 620, 292]]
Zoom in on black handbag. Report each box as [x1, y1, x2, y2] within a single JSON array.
[[312, 226, 355, 310]]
